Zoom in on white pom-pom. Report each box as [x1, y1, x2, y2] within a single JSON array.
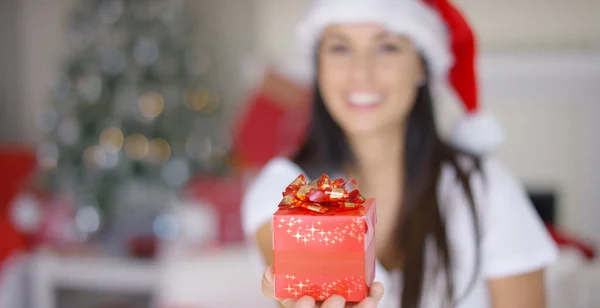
[[450, 112, 504, 155], [9, 193, 42, 234]]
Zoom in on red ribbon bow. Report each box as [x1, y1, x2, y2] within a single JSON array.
[[278, 174, 366, 214]]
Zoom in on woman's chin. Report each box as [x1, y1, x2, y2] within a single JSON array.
[[341, 124, 386, 138], [339, 115, 405, 138]]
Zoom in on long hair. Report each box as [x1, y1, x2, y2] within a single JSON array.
[[293, 62, 481, 307]]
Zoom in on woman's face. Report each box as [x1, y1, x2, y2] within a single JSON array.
[[318, 24, 424, 136]]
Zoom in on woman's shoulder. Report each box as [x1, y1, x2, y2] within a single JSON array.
[[241, 157, 305, 237], [438, 155, 537, 227], [440, 155, 523, 195], [441, 155, 558, 278]]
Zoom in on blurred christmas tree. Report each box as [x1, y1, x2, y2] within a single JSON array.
[[34, 0, 230, 238]]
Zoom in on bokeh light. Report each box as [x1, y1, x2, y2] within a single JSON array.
[[124, 133, 149, 159], [184, 89, 209, 111], [99, 127, 125, 152], [147, 138, 171, 164], [184, 89, 220, 114], [83, 145, 107, 169], [138, 91, 164, 118]]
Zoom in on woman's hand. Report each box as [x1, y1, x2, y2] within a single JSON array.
[[262, 266, 384, 308]]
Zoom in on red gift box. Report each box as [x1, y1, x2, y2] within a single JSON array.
[[272, 174, 377, 302]]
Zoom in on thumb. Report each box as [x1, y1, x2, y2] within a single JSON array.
[[262, 266, 275, 299]]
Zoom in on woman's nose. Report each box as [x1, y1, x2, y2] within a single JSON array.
[[349, 54, 374, 85]]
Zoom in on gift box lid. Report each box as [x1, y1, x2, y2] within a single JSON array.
[[273, 198, 376, 253]]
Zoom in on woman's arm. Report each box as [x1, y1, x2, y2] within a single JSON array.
[[477, 160, 557, 308], [256, 221, 274, 265], [488, 269, 547, 308]]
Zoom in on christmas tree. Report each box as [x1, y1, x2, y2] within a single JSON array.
[[35, 0, 229, 236]]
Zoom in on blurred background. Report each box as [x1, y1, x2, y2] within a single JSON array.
[[0, 0, 599, 307]]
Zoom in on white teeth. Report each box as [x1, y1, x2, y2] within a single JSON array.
[[348, 93, 381, 106]]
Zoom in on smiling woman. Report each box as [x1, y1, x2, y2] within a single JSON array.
[[242, 0, 558, 308], [317, 26, 423, 137]]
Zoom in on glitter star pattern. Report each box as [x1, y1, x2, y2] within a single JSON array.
[[277, 274, 367, 301], [277, 216, 367, 247], [273, 198, 376, 302]]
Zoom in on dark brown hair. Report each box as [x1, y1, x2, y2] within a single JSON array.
[[293, 60, 481, 307]]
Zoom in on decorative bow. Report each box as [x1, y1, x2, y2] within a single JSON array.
[[278, 174, 365, 214]]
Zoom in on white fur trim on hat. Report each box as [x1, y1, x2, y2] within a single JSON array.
[[450, 112, 504, 155], [294, 0, 453, 81]]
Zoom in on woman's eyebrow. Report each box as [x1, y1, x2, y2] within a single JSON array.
[[325, 32, 349, 42], [373, 31, 394, 40]]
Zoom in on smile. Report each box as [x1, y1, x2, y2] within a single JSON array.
[[347, 92, 383, 108]]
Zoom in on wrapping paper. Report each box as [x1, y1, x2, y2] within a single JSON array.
[[272, 174, 377, 302]]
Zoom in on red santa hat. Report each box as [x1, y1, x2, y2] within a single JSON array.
[[293, 0, 503, 155]]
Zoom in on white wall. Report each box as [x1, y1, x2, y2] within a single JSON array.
[[255, 0, 600, 59], [437, 53, 600, 243], [0, 0, 23, 141], [253, 0, 600, 244], [17, 0, 75, 144], [188, 0, 257, 129], [454, 0, 600, 51]]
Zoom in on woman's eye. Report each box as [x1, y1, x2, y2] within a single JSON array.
[[379, 43, 400, 53], [329, 44, 349, 53]]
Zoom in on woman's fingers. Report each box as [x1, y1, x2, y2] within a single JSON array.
[[369, 282, 385, 302], [262, 266, 275, 299], [292, 296, 316, 308], [354, 282, 385, 308], [264, 268, 383, 308], [321, 295, 346, 308]]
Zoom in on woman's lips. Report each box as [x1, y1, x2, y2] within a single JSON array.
[[347, 92, 383, 109]]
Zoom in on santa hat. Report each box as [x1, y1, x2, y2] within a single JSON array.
[[293, 0, 503, 155]]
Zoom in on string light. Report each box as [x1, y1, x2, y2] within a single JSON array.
[[184, 89, 210, 111], [124, 133, 149, 159], [138, 91, 164, 118], [147, 138, 171, 164], [38, 157, 58, 170], [99, 127, 125, 152], [83, 145, 107, 169], [199, 91, 220, 115], [183, 89, 220, 114]]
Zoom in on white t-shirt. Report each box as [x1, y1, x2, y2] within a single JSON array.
[[241, 156, 559, 307]]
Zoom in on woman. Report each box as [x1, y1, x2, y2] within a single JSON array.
[[241, 0, 558, 307]]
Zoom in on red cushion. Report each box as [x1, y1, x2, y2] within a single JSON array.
[[0, 145, 36, 211], [0, 145, 37, 264], [232, 93, 309, 169], [231, 70, 310, 170]]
